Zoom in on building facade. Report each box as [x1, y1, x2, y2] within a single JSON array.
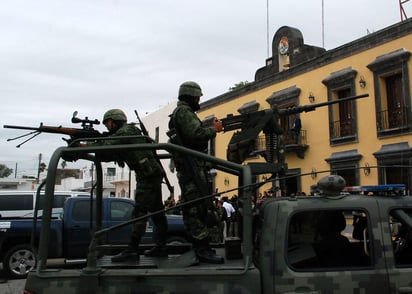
[[197, 20, 412, 196], [140, 101, 180, 200]]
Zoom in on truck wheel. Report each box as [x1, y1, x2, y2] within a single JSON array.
[[166, 236, 188, 245], [166, 236, 191, 254], [3, 244, 36, 279]]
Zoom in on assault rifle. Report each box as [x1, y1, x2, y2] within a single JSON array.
[[4, 111, 103, 147], [134, 110, 174, 196]]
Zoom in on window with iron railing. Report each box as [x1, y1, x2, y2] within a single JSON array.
[[330, 118, 356, 139], [367, 49, 411, 137], [256, 131, 307, 151], [330, 89, 358, 144], [105, 167, 116, 182], [376, 74, 409, 132], [377, 106, 408, 130], [321, 68, 359, 145]]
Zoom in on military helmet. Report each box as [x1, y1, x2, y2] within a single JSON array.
[[178, 81, 203, 98], [103, 109, 127, 124], [317, 175, 346, 196]]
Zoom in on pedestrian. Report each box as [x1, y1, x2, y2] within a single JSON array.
[[222, 198, 235, 237], [168, 81, 224, 264], [216, 200, 227, 242], [290, 114, 302, 144], [88, 109, 169, 262]]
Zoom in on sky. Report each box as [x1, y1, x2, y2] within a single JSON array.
[[0, 0, 409, 178]]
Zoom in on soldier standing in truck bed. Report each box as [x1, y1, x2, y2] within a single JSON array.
[[90, 109, 169, 262], [168, 81, 224, 264]]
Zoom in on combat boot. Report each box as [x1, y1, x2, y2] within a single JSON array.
[[194, 238, 224, 264], [195, 248, 224, 264], [111, 249, 139, 262], [144, 245, 168, 257]]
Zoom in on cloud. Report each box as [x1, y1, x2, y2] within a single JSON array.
[[0, 0, 409, 176]]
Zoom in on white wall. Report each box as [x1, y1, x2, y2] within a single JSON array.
[[141, 101, 180, 201]]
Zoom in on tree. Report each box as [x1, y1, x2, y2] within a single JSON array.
[[61, 160, 67, 169], [39, 162, 47, 172], [229, 81, 249, 91], [0, 164, 13, 178]]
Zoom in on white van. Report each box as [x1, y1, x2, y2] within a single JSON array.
[[0, 190, 90, 218]]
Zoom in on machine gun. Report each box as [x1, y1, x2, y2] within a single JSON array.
[[220, 93, 369, 185], [4, 111, 103, 147]]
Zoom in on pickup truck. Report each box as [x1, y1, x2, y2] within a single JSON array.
[[0, 196, 188, 279], [21, 141, 412, 294]]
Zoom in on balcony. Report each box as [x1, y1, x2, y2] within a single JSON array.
[[330, 118, 357, 144], [254, 130, 308, 160], [377, 106, 410, 136]]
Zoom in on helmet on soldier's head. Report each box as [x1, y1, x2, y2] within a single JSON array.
[[178, 81, 203, 99], [103, 109, 127, 124], [317, 175, 346, 196]]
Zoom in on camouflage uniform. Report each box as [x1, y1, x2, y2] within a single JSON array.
[[169, 100, 217, 241], [168, 81, 223, 264], [95, 119, 168, 253]]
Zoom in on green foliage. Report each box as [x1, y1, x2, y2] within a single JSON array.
[[229, 81, 249, 91], [0, 164, 14, 178], [39, 162, 47, 172], [61, 160, 67, 169]]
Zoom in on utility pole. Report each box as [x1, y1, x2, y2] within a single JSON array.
[[37, 153, 42, 183]]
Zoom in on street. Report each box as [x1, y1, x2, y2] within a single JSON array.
[[0, 270, 24, 294], [0, 259, 77, 294]]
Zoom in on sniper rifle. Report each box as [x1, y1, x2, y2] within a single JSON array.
[[4, 111, 103, 147]]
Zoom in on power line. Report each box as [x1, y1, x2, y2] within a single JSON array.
[[266, 0, 270, 58]]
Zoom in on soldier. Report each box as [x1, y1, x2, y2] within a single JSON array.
[[92, 109, 169, 262], [168, 81, 224, 264]]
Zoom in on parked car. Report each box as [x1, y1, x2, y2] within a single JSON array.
[[0, 196, 188, 278], [0, 190, 90, 218]]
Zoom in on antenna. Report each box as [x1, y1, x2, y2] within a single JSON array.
[[322, 0, 325, 48], [400, 0, 410, 21]]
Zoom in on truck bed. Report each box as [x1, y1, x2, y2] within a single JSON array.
[[25, 246, 260, 294], [96, 247, 245, 270]]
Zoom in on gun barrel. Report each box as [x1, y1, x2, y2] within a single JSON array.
[[278, 93, 369, 116], [5, 124, 102, 136], [221, 114, 247, 131], [307, 93, 368, 108], [134, 110, 149, 136], [4, 125, 41, 131]]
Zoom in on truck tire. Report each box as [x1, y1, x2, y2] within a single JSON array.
[[166, 236, 188, 245], [3, 244, 36, 279], [166, 236, 190, 254]]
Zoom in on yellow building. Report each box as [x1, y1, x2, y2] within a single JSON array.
[[198, 19, 412, 197]]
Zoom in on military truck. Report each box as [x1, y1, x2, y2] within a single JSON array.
[[19, 140, 412, 294], [6, 94, 410, 293]]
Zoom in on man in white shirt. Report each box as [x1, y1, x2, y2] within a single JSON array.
[[222, 200, 235, 237]]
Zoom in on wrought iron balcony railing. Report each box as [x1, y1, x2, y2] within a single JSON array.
[[377, 106, 409, 131]]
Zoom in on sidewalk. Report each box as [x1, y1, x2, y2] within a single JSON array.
[[0, 278, 25, 294]]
